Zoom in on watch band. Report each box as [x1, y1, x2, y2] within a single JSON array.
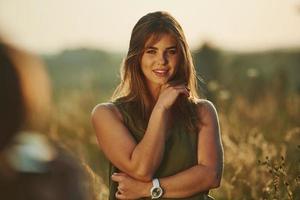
[[153, 178, 160, 187], [151, 178, 163, 199]]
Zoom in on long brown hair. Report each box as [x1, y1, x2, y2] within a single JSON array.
[[112, 11, 201, 133]]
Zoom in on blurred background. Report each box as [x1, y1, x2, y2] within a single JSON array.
[[1, 0, 299, 199]]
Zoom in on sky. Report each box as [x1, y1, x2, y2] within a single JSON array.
[[0, 0, 299, 54]]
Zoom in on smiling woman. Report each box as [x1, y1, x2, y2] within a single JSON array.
[[141, 34, 179, 88], [91, 11, 223, 200]]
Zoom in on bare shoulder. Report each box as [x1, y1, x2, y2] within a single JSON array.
[[91, 102, 123, 123], [194, 99, 219, 124]]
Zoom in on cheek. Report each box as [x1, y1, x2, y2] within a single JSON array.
[[140, 58, 150, 75], [141, 55, 154, 68], [140, 58, 146, 72], [169, 56, 179, 68]]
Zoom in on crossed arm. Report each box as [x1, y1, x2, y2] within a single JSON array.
[[91, 102, 169, 181], [92, 99, 223, 199]]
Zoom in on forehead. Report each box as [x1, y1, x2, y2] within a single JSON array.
[[144, 33, 177, 48]]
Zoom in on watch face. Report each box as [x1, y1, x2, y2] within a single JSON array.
[[151, 187, 163, 199]]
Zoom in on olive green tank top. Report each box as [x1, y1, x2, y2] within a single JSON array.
[[108, 100, 210, 200]]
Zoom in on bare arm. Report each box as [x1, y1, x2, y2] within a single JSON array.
[[92, 103, 168, 181], [92, 85, 189, 181], [112, 100, 224, 199], [158, 100, 224, 198]]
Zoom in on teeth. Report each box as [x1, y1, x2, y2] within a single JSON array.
[[153, 69, 168, 73]]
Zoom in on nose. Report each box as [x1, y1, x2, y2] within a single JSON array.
[[157, 52, 168, 66]]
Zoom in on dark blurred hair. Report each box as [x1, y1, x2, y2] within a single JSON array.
[[0, 41, 25, 151]]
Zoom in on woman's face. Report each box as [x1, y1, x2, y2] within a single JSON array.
[[140, 33, 179, 89]]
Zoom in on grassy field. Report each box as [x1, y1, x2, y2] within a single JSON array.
[[43, 46, 300, 200]]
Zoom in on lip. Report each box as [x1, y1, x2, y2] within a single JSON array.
[[152, 68, 169, 77]]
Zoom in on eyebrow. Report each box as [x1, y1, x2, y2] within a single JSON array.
[[145, 46, 177, 50]]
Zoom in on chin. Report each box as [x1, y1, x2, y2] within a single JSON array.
[[156, 79, 168, 85]]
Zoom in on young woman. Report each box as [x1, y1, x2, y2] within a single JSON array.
[[92, 11, 223, 200]]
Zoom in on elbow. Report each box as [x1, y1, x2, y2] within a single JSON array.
[[128, 158, 156, 181], [130, 164, 153, 181], [211, 178, 221, 189], [136, 174, 152, 182], [133, 170, 153, 182], [209, 170, 222, 189]]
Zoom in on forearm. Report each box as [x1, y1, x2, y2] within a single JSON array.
[[130, 85, 190, 179], [159, 164, 220, 198], [111, 164, 221, 199], [137, 164, 220, 198], [129, 106, 169, 180]]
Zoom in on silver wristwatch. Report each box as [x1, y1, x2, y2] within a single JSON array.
[[150, 178, 163, 199]]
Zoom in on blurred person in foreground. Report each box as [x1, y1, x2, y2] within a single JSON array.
[[0, 38, 90, 200], [92, 11, 223, 200]]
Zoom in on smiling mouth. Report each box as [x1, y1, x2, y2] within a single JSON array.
[[152, 69, 169, 77]]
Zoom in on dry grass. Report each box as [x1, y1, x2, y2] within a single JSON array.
[[48, 88, 300, 200]]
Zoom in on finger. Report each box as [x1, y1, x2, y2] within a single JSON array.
[[168, 80, 183, 87], [161, 83, 171, 91], [111, 173, 123, 182], [117, 172, 128, 176], [163, 87, 189, 99], [115, 190, 126, 200], [175, 87, 190, 97], [169, 85, 189, 93], [172, 84, 187, 89], [118, 186, 125, 193]]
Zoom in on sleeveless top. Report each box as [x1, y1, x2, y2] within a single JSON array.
[[108, 100, 210, 200]]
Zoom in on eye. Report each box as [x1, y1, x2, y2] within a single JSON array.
[[168, 49, 177, 55], [145, 49, 156, 54]]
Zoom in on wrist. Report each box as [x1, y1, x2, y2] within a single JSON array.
[[153, 103, 169, 112], [141, 180, 152, 197], [150, 178, 164, 199]]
